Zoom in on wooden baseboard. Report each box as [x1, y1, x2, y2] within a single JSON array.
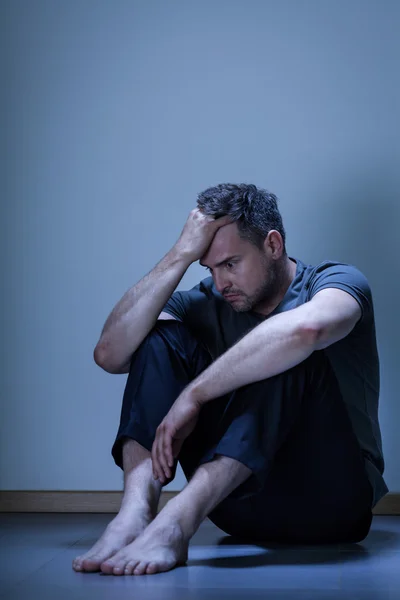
[[0, 491, 175, 513], [0, 491, 399, 515]]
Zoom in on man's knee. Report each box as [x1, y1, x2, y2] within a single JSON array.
[[152, 320, 212, 379]]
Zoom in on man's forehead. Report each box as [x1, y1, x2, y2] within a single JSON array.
[[199, 222, 245, 266]]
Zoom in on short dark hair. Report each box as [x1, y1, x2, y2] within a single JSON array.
[[197, 183, 286, 253]]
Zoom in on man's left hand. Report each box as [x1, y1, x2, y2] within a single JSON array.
[[151, 389, 202, 484]]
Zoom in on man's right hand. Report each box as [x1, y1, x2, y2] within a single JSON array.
[[174, 208, 234, 263]]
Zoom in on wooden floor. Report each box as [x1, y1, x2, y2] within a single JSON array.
[[1, 513, 400, 599]]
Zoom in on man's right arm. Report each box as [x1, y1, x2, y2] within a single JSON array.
[[93, 247, 191, 374], [93, 209, 233, 374], [109, 312, 178, 375]]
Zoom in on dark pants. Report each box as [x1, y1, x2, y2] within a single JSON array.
[[111, 320, 373, 544]]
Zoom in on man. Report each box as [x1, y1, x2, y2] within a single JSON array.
[[73, 183, 387, 576]]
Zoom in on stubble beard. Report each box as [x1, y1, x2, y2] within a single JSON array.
[[233, 257, 284, 314]]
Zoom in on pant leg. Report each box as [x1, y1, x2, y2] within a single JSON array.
[[204, 349, 373, 544], [111, 319, 235, 483]]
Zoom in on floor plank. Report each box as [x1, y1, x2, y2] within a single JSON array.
[[0, 514, 399, 600]]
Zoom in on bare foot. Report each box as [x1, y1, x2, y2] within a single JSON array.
[[100, 518, 188, 576], [72, 512, 152, 573]]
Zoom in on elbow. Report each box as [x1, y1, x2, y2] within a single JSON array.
[[93, 343, 116, 373], [299, 322, 321, 349], [93, 343, 133, 374], [93, 344, 109, 370]]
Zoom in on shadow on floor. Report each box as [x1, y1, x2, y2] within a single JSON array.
[[187, 528, 399, 568]]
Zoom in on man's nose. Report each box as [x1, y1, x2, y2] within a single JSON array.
[[213, 272, 231, 295]]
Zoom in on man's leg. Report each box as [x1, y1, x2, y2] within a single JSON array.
[[199, 349, 374, 545], [73, 439, 163, 572], [73, 320, 215, 573], [100, 453, 252, 576], [74, 318, 373, 574]]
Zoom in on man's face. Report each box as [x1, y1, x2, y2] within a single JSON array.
[[199, 222, 283, 314]]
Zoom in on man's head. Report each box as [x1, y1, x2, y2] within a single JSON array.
[[197, 183, 290, 314]]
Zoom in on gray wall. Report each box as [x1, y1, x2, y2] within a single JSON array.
[[1, 0, 399, 493]]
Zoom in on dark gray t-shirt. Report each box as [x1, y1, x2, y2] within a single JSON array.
[[162, 257, 388, 506]]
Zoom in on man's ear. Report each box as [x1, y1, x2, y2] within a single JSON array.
[[264, 230, 284, 258]]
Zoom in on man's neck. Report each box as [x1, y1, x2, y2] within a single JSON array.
[[255, 257, 297, 318]]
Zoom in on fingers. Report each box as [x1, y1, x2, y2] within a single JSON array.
[[151, 430, 162, 482], [166, 431, 175, 466], [213, 214, 235, 229], [159, 439, 172, 481], [198, 208, 234, 226], [151, 424, 174, 484], [151, 440, 159, 480]]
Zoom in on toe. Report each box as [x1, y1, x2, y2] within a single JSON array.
[[145, 562, 159, 574], [113, 564, 126, 575], [81, 557, 102, 572], [72, 561, 82, 572], [111, 556, 129, 576], [124, 561, 138, 575], [100, 559, 116, 575], [133, 561, 148, 576]]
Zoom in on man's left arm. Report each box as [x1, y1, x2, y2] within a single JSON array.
[[151, 288, 362, 482], [189, 287, 362, 404]]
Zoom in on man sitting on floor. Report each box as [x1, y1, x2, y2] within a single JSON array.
[[73, 183, 387, 576]]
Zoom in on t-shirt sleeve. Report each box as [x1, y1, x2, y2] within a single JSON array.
[[160, 277, 214, 326], [307, 262, 374, 323], [161, 291, 188, 322]]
